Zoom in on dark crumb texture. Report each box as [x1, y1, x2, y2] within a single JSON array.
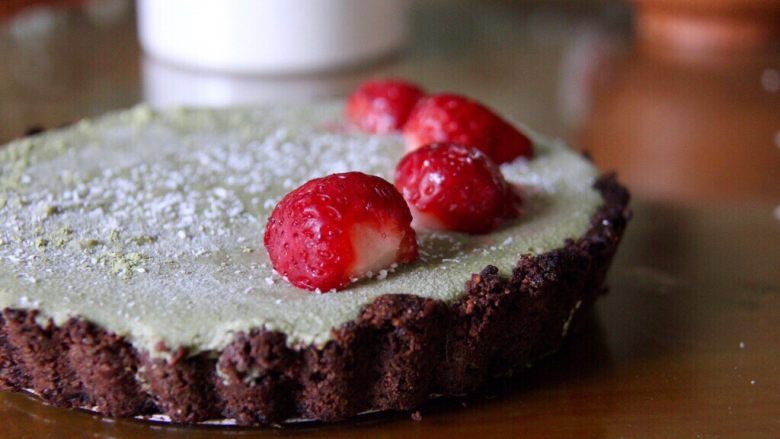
[[0, 175, 630, 425]]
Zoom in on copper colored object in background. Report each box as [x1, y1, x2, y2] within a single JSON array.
[[633, 0, 780, 52], [580, 46, 780, 203]]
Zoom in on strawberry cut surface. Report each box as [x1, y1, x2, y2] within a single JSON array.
[[403, 94, 533, 164], [395, 143, 521, 234], [345, 79, 425, 134], [264, 172, 418, 292]]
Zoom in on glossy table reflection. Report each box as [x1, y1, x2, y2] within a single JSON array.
[[0, 0, 778, 437]]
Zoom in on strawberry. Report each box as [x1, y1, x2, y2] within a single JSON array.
[[403, 94, 533, 164], [264, 172, 418, 292], [394, 143, 521, 234], [345, 79, 425, 133]]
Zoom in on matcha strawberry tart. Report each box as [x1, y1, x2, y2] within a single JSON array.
[[0, 79, 630, 425]]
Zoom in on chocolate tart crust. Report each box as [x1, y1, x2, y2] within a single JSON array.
[[0, 174, 630, 425]]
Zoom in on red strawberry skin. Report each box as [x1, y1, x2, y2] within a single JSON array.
[[403, 94, 533, 164], [394, 143, 521, 234], [264, 172, 418, 292], [345, 79, 425, 133]]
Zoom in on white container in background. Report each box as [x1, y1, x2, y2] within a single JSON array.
[[142, 55, 374, 107], [137, 0, 409, 74]]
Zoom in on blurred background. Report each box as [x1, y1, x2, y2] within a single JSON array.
[[0, 0, 777, 206], [0, 2, 779, 437]]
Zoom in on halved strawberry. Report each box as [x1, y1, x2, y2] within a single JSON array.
[[345, 79, 425, 133], [394, 143, 521, 234], [264, 172, 418, 292], [403, 94, 533, 164]]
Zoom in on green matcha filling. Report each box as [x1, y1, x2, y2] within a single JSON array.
[[0, 104, 602, 356]]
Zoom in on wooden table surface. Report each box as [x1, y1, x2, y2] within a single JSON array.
[[0, 1, 778, 437]]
